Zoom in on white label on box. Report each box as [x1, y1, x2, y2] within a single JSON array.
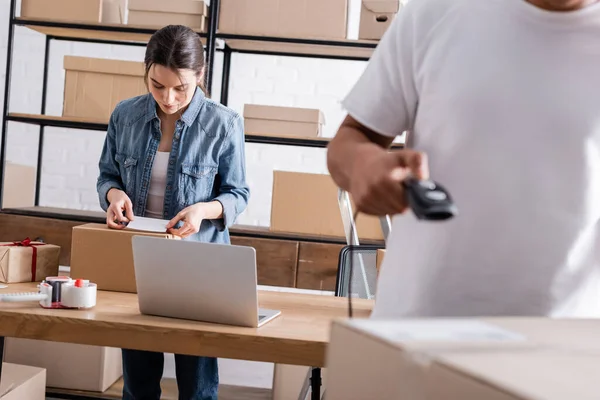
[[126, 216, 170, 233], [353, 320, 527, 343]]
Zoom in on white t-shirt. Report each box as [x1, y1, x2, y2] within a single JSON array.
[[342, 0, 600, 319], [145, 151, 170, 219]]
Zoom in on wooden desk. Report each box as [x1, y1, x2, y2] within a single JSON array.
[[0, 283, 373, 397]]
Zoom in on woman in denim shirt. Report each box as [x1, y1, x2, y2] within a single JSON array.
[[96, 25, 250, 400]]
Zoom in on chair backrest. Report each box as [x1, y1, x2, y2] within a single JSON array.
[[335, 245, 383, 299]]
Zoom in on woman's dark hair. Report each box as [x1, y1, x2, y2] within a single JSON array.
[[144, 25, 208, 96]]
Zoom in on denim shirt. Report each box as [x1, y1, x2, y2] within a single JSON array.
[[96, 88, 250, 244]]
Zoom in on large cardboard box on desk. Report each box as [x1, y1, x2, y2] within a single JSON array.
[[128, 0, 208, 31], [0, 362, 45, 400], [20, 0, 125, 24], [62, 56, 146, 122], [218, 0, 348, 39], [326, 318, 600, 400], [0, 239, 60, 283], [244, 104, 325, 138], [69, 223, 179, 293], [359, 0, 402, 40], [270, 171, 384, 241], [4, 339, 121, 393]]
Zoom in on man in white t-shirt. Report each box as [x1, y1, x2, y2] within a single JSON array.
[[327, 0, 600, 319]]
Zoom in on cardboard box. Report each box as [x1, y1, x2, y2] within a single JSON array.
[[359, 0, 401, 40], [62, 56, 147, 121], [0, 363, 46, 400], [69, 223, 179, 293], [270, 171, 384, 241], [375, 249, 385, 273], [0, 240, 60, 283], [20, 0, 125, 24], [128, 0, 207, 31], [326, 318, 600, 400], [1, 162, 36, 209], [272, 364, 328, 400], [244, 104, 325, 138], [219, 0, 349, 39], [4, 339, 121, 392]]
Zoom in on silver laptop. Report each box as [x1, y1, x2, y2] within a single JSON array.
[[131, 235, 281, 328]]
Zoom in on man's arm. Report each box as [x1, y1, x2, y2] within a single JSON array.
[[327, 115, 395, 192]]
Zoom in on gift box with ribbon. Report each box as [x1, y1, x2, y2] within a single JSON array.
[[0, 238, 60, 283]]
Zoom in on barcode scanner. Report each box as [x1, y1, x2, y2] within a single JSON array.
[[402, 177, 458, 220]]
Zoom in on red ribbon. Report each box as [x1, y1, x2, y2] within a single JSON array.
[[1, 238, 46, 282]]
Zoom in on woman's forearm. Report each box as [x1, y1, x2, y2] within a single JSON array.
[[197, 200, 224, 220]]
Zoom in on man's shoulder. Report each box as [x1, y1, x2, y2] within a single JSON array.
[[404, 0, 476, 28]]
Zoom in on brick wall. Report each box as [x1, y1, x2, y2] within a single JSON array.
[[0, 0, 377, 228]]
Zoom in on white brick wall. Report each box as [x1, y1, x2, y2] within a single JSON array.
[[0, 0, 376, 227]]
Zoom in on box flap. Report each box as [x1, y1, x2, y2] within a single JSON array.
[[243, 104, 325, 124], [363, 0, 401, 13], [73, 223, 178, 239], [63, 56, 145, 77], [128, 0, 207, 15]]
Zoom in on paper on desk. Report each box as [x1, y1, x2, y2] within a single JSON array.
[[126, 216, 170, 233]]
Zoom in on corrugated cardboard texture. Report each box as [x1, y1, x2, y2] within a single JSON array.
[[326, 318, 600, 400], [219, 0, 348, 39], [128, 11, 207, 31], [270, 171, 384, 240], [0, 242, 60, 283], [244, 104, 324, 137], [4, 339, 122, 392], [20, 0, 102, 23], [1, 163, 36, 209], [129, 0, 207, 15], [359, 0, 401, 40], [62, 56, 147, 121], [0, 363, 45, 400], [69, 223, 179, 293]]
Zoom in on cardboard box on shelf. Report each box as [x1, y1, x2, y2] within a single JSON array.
[[62, 56, 147, 122], [375, 249, 385, 273], [1, 162, 36, 209], [270, 171, 384, 241], [358, 0, 401, 40], [128, 0, 208, 31], [69, 223, 179, 293], [4, 339, 121, 393], [244, 104, 325, 138], [326, 318, 600, 400], [0, 363, 46, 400], [20, 0, 125, 24], [219, 0, 349, 39], [0, 239, 60, 283]]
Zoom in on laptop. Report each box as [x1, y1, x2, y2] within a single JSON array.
[[131, 235, 281, 328]]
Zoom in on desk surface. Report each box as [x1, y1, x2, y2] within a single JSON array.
[[0, 284, 373, 367]]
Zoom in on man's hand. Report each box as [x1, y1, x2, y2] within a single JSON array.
[[166, 203, 207, 239], [349, 147, 429, 216], [106, 188, 134, 229]]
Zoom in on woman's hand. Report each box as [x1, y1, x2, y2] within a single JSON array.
[[166, 203, 207, 238], [106, 188, 134, 229]]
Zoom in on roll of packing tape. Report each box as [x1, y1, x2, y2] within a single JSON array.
[[61, 281, 97, 309]]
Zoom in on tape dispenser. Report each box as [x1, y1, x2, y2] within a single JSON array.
[[0, 276, 97, 309]]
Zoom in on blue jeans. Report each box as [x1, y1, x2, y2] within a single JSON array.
[[121, 349, 219, 400]]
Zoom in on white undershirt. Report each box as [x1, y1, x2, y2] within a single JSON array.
[[145, 151, 170, 219], [342, 0, 600, 319]]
